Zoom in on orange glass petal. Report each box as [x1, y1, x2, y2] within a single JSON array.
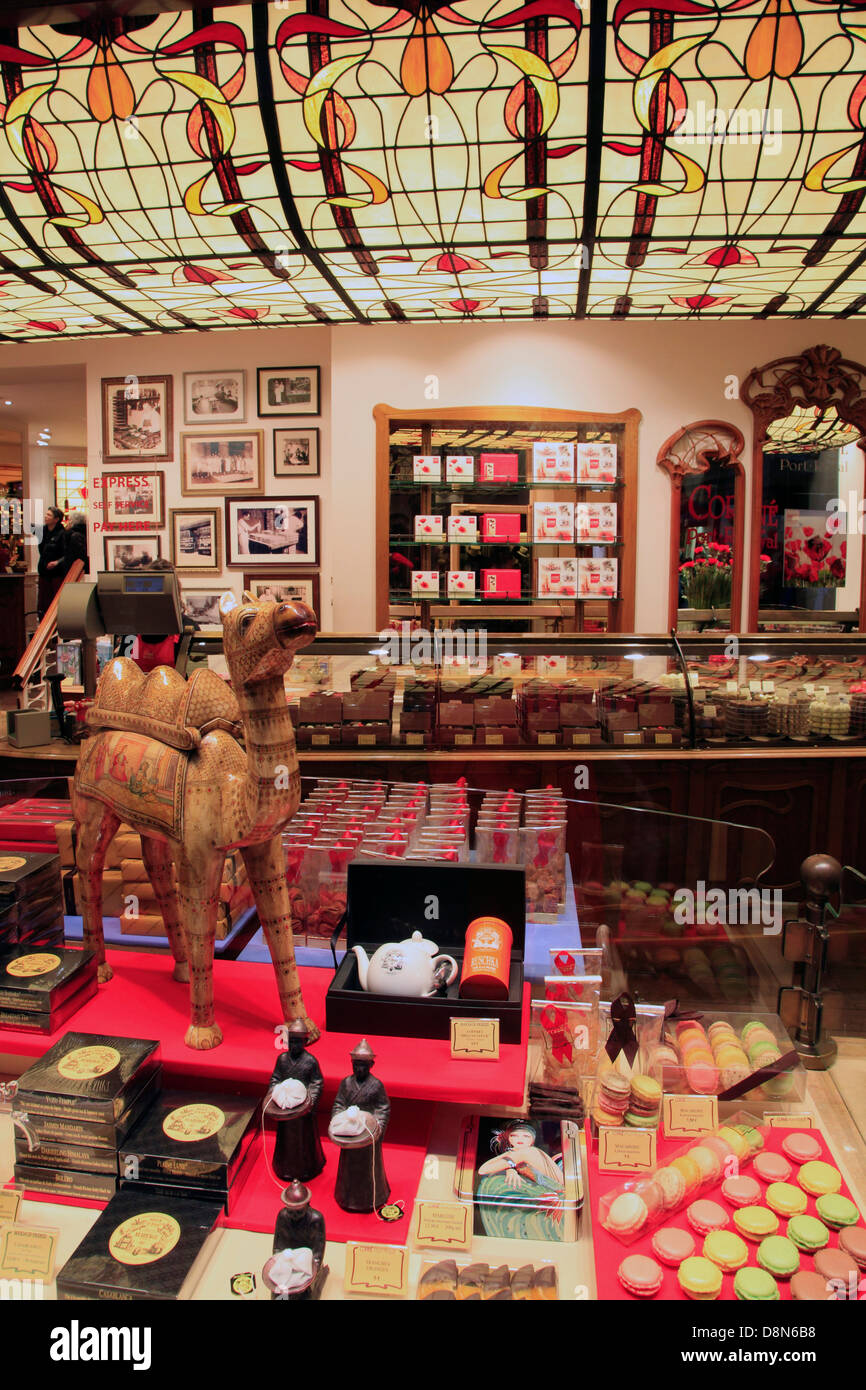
[[401, 17, 454, 96], [86, 42, 135, 123], [745, 0, 804, 80]]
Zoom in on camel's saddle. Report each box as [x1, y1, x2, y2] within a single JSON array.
[[86, 658, 242, 752]]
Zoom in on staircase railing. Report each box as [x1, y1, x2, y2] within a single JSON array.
[[12, 560, 85, 710]]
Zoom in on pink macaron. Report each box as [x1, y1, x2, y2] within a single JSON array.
[[617, 1253, 664, 1298], [721, 1175, 764, 1209], [651, 1226, 696, 1268], [782, 1132, 823, 1165], [687, 1199, 730, 1235], [754, 1151, 792, 1184]]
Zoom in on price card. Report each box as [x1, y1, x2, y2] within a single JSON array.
[[455, 733, 473, 746], [762, 680, 776, 693], [765, 1112, 815, 1128], [749, 679, 762, 693], [413, 1201, 472, 1251], [0, 1223, 58, 1282], [655, 733, 672, 745], [688, 673, 700, 686], [450, 1017, 500, 1060], [726, 680, 738, 693], [663, 1094, 719, 1139], [538, 733, 557, 745], [597, 1126, 657, 1173], [704, 705, 718, 718], [485, 733, 503, 746], [344, 1242, 409, 1298], [0, 1190, 21, 1224], [693, 688, 707, 703], [804, 683, 816, 695]]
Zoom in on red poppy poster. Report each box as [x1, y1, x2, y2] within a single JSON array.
[[783, 511, 846, 588]]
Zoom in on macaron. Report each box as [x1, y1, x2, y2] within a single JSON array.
[[814, 1246, 859, 1286], [731, 1123, 764, 1155], [599, 1072, 631, 1114], [798, 1160, 842, 1197], [734, 1267, 780, 1301], [689, 1146, 723, 1185], [604, 1191, 649, 1239], [671, 1154, 703, 1196], [815, 1194, 860, 1230], [757, 1234, 800, 1279], [624, 1110, 659, 1128], [702, 1229, 749, 1272], [786, 1214, 830, 1252], [630, 1075, 662, 1112], [791, 1271, 835, 1301], [716, 1126, 750, 1163], [754, 1151, 792, 1184], [765, 1182, 808, 1217], [687, 1200, 729, 1235], [617, 1253, 664, 1298], [838, 1227, 866, 1270], [654, 1166, 687, 1212], [651, 1226, 696, 1268], [782, 1132, 823, 1165], [733, 1205, 780, 1241], [721, 1175, 763, 1209], [685, 1063, 719, 1095], [678, 1255, 723, 1300]]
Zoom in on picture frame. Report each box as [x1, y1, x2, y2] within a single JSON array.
[[183, 370, 246, 425], [101, 375, 173, 463], [225, 496, 319, 568], [242, 573, 321, 616], [256, 366, 320, 417], [273, 427, 320, 478], [182, 586, 237, 632], [169, 508, 222, 574], [180, 430, 263, 497], [101, 471, 165, 529], [103, 534, 162, 571]]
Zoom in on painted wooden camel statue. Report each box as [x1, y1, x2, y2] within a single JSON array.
[[71, 592, 318, 1049]]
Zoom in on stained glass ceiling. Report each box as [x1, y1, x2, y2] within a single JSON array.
[[1, 0, 866, 338]]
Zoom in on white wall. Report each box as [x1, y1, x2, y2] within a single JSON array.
[[0, 320, 864, 631]]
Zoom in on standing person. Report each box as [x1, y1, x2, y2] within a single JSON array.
[[37, 506, 68, 617], [65, 511, 88, 571]]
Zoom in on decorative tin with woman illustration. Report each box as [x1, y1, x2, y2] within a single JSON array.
[[456, 1115, 582, 1243]]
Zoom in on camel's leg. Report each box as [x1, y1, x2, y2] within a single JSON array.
[[73, 798, 120, 983], [140, 835, 188, 984], [241, 835, 319, 1043], [176, 847, 225, 1050]]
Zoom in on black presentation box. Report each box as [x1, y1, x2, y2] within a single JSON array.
[[0, 944, 96, 1012], [16, 1030, 161, 1123], [17, 1065, 162, 1151], [13, 1162, 118, 1201], [0, 976, 97, 1033], [56, 1188, 223, 1301], [118, 1090, 259, 1212], [326, 861, 526, 1042]]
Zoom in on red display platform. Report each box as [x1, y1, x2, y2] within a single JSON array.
[[0, 947, 531, 1106], [586, 1121, 864, 1301]]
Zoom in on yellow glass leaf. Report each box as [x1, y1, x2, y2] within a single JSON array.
[[160, 69, 235, 155], [303, 54, 365, 146], [488, 45, 559, 134], [633, 70, 663, 132], [633, 182, 676, 196], [327, 197, 366, 207], [640, 34, 704, 78], [49, 185, 104, 227], [183, 174, 247, 217], [483, 155, 517, 198], [671, 149, 704, 194], [5, 82, 54, 167], [804, 143, 860, 192]]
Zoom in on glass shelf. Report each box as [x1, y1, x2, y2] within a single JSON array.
[[389, 537, 622, 549], [388, 480, 623, 493]]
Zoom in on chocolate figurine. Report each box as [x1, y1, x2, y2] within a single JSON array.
[[328, 1039, 391, 1213], [263, 1181, 328, 1301], [266, 1018, 326, 1182]]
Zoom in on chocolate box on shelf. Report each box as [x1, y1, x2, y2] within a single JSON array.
[[326, 861, 526, 1042], [16, 1030, 161, 1123], [296, 724, 342, 748], [297, 692, 343, 724], [341, 723, 391, 747], [56, 1187, 223, 1301], [118, 1090, 259, 1213]]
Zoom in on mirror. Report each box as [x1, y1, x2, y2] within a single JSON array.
[[743, 345, 866, 633], [657, 420, 745, 631]]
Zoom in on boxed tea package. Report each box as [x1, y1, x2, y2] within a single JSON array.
[[0, 944, 97, 1032], [119, 1090, 259, 1213], [16, 1030, 161, 1123]]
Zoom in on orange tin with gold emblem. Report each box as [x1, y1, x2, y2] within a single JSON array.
[[459, 916, 513, 1000]]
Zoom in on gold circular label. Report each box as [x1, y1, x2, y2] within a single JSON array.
[[162, 1103, 225, 1143], [108, 1213, 181, 1266], [6, 952, 61, 978], [0, 856, 26, 871], [57, 1044, 121, 1080]]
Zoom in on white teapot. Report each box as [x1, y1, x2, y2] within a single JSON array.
[[352, 931, 458, 997]]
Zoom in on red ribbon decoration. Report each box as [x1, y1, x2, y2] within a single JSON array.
[[285, 847, 305, 884], [493, 830, 509, 864], [554, 951, 575, 975], [535, 830, 557, 867], [541, 1005, 574, 1063]]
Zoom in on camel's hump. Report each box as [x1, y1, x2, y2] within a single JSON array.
[[86, 659, 242, 751]]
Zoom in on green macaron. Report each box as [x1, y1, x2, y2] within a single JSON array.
[[757, 1234, 800, 1279], [730, 1123, 764, 1155], [733, 1267, 780, 1301], [786, 1215, 830, 1252], [815, 1194, 861, 1230]]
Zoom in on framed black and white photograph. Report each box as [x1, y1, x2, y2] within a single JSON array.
[[101, 375, 172, 463], [273, 427, 320, 478], [256, 366, 320, 417], [180, 430, 263, 497], [243, 573, 320, 616], [183, 370, 246, 424], [182, 587, 236, 632], [102, 471, 165, 529], [226, 496, 319, 568], [170, 508, 222, 574], [103, 534, 162, 571]]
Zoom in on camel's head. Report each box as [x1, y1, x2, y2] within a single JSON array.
[[219, 592, 317, 685]]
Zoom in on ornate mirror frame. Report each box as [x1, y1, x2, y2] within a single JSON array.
[[742, 344, 866, 632], [657, 420, 746, 631]]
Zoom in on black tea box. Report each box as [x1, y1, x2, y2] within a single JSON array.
[[56, 1188, 223, 1300], [19, 1065, 162, 1151], [13, 1162, 118, 1202], [0, 976, 97, 1032], [119, 1090, 259, 1205], [0, 945, 97, 1013], [16, 1030, 160, 1122]]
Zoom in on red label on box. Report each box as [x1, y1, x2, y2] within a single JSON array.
[[482, 513, 520, 542]]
